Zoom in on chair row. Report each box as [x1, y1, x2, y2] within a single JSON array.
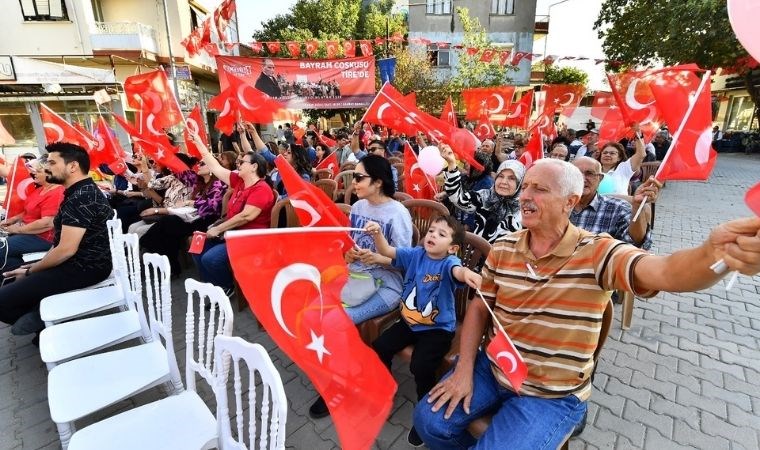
[[36, 217, 287, 449]]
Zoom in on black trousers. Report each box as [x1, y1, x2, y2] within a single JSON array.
[[140, 215, 217, 273], [372, 320, 454, 400], [0, 264, 111, 325]]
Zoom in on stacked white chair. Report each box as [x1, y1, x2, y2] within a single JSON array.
[[65, 279, 237, 450], [38, 233, 149, 370], [39, 217, 131, 326], [47, 253, 183, 448]]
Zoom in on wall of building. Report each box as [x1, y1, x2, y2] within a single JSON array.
[[0, 0, 94, 56]]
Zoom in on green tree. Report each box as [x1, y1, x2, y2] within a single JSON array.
[[392, 47, 454, 113], [543, 65, 589, 87], [452, 7, 513, 89], [594, 0, 758, 121]]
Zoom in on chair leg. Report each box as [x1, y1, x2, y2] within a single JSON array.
[[57, 422, 74, 449], [622, 291, 634, 330], [650, 203, 656, 229]]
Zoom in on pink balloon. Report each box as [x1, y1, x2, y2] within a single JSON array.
[[728, 0, 760, 62], [417, 146, 445, 176]]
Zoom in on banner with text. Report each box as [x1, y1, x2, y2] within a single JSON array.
[[216, 56, 376, 109]]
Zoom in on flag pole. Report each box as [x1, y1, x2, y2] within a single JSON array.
[[3, 157, 18, 220], [632, 70, 712, 223], [475, 289, 508, 337]]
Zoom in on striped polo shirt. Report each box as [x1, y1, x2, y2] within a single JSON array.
[[481, 223, 655, 401]]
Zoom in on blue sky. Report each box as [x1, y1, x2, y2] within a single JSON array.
[[236, 0, 298, 41]]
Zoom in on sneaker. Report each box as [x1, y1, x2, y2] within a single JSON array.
[[308, 396, 330, 419], [11, 311, 44, 336], [571, 409, 588, 437], [407, 426, 424, 447]]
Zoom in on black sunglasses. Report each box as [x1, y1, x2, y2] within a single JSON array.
[[352, 173, 371, 182]]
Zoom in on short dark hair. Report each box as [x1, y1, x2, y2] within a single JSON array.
[[431, 215, 465, 248], [359, 154, 395, 197], [46, 142, 90, 173], [368, 139, 386, 150]]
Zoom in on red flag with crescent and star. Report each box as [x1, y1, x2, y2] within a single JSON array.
[[440, 97, 458, 128], [462, 86, 515, 120], [183, 104, 207, 158], [502, 90, 532, 128], [486, 326, 528, 393], [39, 103, 96, 150], [92, 117, 127, 174], [474, 111, 496, 141], [541, 84, 585, 119], [113, 114, 190, 174], [208, 72, 285, 133], [326, 41, 339, 59], [123, 70, 183, 130], [315, 150, 339, 175], [226, 228, 397, 450], [520, 113, 552, 169], [2, 157, 34, 218], [305, 39, 319, 57], [403, 143, 437, 200]]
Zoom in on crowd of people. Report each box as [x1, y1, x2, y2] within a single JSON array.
[[0, 114, 759, 450]]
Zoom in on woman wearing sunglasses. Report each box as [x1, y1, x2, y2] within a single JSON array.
[[0, 157, 64, 272]]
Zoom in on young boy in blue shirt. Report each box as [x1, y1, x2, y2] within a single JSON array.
[[365, 215, 482, 446]]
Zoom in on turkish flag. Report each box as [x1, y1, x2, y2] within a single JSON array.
[[123, 70, 183, 130], [208, 72, 285, 133], [91, 117, 125, 170], [218, 0, 235, 20], [249, 41, 263, 54], [498, 50, 512, 66], [511, 51, 529, 66], [521, 113, 551, 169], [226, 229, 397, 450], [606, 68, 672, 127], [474, 112, 496, 141], [318, 132, 337, 149], [403, 143, 437, 200], [183, 104, 207, 158], [188, 231, 207, 254], [343, 40, 356, 58], [286, 41, 301, 58], [199, 19, 213, 49], [649, 70, 717, 181], [326, 41, 339, 59], [542, 84, 585, 118], [265, 42, 281, 54], [113, 114, 190, 174], [403, 92, 417, 108], [359, 40, 373, 57], [305, 39, 319, 57], [2, 157, 34, 219], [502, 90, 532, 128], [0, 118, 15, 146], [590, 91, 616, 120], [213, 8, 229, 44], [479, 49, 496, 63], [746, 182, 760, 217], [389, 32, 403, 44], [440, 97, 458, 128], [181, 28, 202, 57], [486, 326, 528, 392], [316, 151, 339, 175], [374, 37, 385, 46], [466, 47, 478, 56], [39, 103, 96, 150], [462, 86, 515, 120]]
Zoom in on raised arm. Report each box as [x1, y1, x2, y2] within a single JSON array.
[[191, 133, 232, 186], [629, 133, 646, 172]]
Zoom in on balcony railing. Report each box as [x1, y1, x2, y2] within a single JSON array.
[[90, 21, 159, 54]]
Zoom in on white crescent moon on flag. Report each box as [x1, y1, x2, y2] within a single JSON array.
[[478, 124, 490, 136], [538, 115, 550, 129], [377, 103, 390, 121], [410, 162, 423, 176], [496, 351, 518, 374], [237, 85, 260, 111], [695, 127, 713, 165], [146, 114, 162, 136], [638, 106, 658, 126], [290, 198, 322, 227], [487, 94, 505, 114], [16, 178, 35, 201], [186, 118, 199, 135], [220, 99, 232, 117], [271, 263, 322, 338], [95, 135, 106, 151], [143, 91, 164, 114], [625, 79, 654, 110], [559, 93, 575, 107], [43, 123, 64, 142], [404, 112, 419, 125], [507, 104, 522, 119]]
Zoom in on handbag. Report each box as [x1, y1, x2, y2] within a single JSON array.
[[167, 206, 200, 223], [341, 271, 379, 307]]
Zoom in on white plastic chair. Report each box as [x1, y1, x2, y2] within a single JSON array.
[[39, 218, 133, 326], [216, 335, 288, 450], [65, 280, 236, 450], [47, 253, 182, 449], [39, 234, 149, 369]]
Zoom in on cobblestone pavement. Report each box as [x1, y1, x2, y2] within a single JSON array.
[[1, 153, 759, 450]]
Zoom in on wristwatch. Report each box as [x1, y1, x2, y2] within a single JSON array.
[[154, 208, 159, 214]]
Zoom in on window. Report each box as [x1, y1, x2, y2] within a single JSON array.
[[427, 44, 450, 67], [18, 0, 69, 21], [426, 0, 451, 15], [491, 0, 515, 15]]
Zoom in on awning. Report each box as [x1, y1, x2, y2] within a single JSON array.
[[0, 56, 117, 85]]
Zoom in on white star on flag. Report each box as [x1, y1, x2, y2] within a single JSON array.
[[305, 329, 331, 363], [155, 148, 165, 159], [412, 183, 421, 192]]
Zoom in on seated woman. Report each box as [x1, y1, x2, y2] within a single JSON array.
[[312, 142, 332, 169], [439, 150, 494, 232], [139, 160, 227, 274], [189, 134, 275, 296], [127, 154, 197, 238], [309, 154, 413, 419], [0, 158, 64, 271], [441, 144, 524, 243], [268, 144, 312, 200], [596, 137, 646, 196]]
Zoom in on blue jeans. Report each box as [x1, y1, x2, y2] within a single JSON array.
[[414, 351, 586, 450], [2, 234, 52, 272], [344, 289, 400, 324], [191, 239, 233, 291]]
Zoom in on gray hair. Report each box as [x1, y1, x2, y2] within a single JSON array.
[[533, 158, 583, 197]]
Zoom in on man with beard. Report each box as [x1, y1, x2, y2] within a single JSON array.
[[0, 143, 113, 340]]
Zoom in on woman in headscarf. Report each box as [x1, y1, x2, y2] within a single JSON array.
[[441, 144, 524, 243]]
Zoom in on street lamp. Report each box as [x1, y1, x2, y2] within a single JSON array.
[[543, 0, 573, 60]]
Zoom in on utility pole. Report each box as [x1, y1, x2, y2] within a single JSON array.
[[161, 0, 181, 107]]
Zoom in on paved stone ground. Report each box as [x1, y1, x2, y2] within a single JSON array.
[[1, 153, 759, 450]]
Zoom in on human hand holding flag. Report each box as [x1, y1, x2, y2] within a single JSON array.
[[711, 182, 760, 290], [477, 290, 528, 392]]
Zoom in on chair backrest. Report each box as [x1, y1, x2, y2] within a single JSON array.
[[392, 162, 404, 177], [313, 178, 338, 200], [454, 232, 491, 320], [106, 217, 124, 272], [143, 252, 183, 392], [184, 278, 235, 393], [339, 162, 356, 172], [639, 161, 660, 185], [393, 191, 413, 202], [313, 168, 333, 181], [214, 335, 288, 450], [334, 170, 355, 191], [269, 199, 300, 228], [411, 224, 420, 247], [335, 202, 352, 218], [388, 156, 403, 165], [402, 199, 450, 239], [118, 234, 147, 335], [397, 174, 405, 192]]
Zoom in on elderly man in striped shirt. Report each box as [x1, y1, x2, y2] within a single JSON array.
[[413, 158, 760, 449]]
